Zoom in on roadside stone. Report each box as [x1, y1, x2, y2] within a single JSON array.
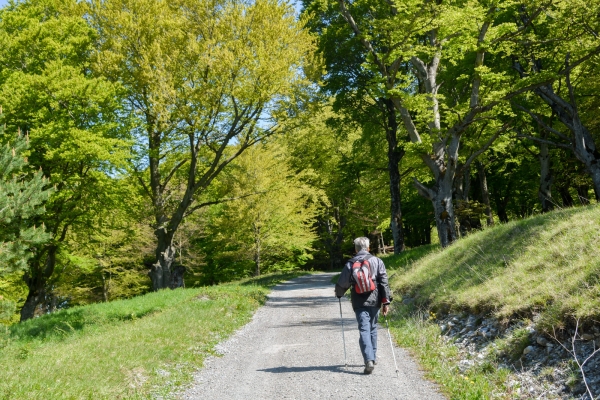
[[523, 346, 535, 355], [434, 311, 600, 400], [536, 336, 548, 346]]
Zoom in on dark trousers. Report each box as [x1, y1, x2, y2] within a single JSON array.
[[354, 306, 379, 363]]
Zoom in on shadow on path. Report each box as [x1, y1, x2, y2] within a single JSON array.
[[258, 365, 364, 375]]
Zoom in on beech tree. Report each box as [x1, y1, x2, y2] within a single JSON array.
[[511, 0, 600, 200], [306, 0, 558, 247], [200, 143, 319, 282], [90, 0, 313, 290]]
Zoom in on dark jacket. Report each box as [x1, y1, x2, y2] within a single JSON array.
[[335, 250, 393, 310]]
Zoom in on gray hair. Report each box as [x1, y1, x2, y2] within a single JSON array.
[[354, 237, 370, 252]]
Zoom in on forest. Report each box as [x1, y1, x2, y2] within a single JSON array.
[[1, 0, 599, 325]]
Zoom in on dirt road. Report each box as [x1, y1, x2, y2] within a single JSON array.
[[180, 273, 446, 399]]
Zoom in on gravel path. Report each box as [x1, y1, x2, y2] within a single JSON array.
[[180, 273, 446, 399]]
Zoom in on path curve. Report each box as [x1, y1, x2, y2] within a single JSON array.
[[180, 273, 446, 399]]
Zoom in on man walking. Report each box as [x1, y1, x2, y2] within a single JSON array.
[[335, 237, 393, 374]]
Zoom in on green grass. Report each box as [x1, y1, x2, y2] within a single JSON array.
[[381, 206, 600, 399], [388, 205, 600, 328], [0, 271, 305, 399]]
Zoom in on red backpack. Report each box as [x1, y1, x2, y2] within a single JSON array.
[[351, 256, 376, 294]]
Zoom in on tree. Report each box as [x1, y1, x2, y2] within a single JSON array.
[[0, 131, 52, 322], [90, 0, 314, 290], [303, 0, 407, 253], [511, 0, 600, 200], [0, 133, 52, 275], [199, 143, 318, 282], [308, 0, 558, 247], [0, 0, 131, 320]]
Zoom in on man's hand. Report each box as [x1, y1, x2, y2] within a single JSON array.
[[382, 304, 389, 316]]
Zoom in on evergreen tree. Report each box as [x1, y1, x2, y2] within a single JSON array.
[[0, 132, 51, 276]]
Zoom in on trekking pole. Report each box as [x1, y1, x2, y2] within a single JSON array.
[[338, 297, 348, 367], [385, 315, 400, 378]]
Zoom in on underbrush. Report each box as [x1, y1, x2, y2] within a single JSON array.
[[0, 271, 305, 399]]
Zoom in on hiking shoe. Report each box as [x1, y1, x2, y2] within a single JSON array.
[[364, 360, 374, 374]]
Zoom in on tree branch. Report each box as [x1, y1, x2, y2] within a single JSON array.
[[463, 123, 510, 170], [516, 134, 571, 149], [161, 159, 189, 191], [184, 191, 267, 218], [412, 177, 433, 200], [514, 104, 571, 142]]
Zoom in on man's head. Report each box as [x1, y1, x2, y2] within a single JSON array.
[[354, 237, 370, 252]]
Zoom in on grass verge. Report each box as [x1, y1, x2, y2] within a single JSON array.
[[0, 271, 305, 399]]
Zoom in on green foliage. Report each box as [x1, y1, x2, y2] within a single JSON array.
[[0, 134, 52, 276], [0, 271, 306, 399], [200, 143, 319, 282], [0, 0, 133, 318]]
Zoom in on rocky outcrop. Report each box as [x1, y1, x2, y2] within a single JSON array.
[[435, 311, 600, 399]]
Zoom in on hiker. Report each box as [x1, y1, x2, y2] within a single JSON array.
[[335, 236, 393, 374]]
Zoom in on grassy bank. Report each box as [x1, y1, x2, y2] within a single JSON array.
[[382, 206, 600, 399], [387, 205, 600, 329], [0, 272, 305, 399]]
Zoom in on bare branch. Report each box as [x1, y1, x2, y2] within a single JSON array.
[[516, 134, 571, 149], [412, 177, 433, 200], [551, 319, 600, 400], [514, 104, 571, 142]]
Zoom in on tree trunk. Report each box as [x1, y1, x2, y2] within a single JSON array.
[[477, 162, 494, 226], [254, 223, 261, 277], [538, 139, 554, 212], [149, 229, 176, 291], [576, 185, 590, 205], [254, 241, 261, 277], [383, 98, 405, 254], [432, 192, 457, 247], [20, 247, 57, 321], [415, 168, 457, 247], [333, 212, 345, 269], [558, 185, 574, 207], [534, 83, 600, 202], [454, 165, 480, 236]]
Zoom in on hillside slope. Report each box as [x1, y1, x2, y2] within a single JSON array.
[[387, 205, 600, 329]]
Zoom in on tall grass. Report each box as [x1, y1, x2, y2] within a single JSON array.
[[0, 271, 305, 399]]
